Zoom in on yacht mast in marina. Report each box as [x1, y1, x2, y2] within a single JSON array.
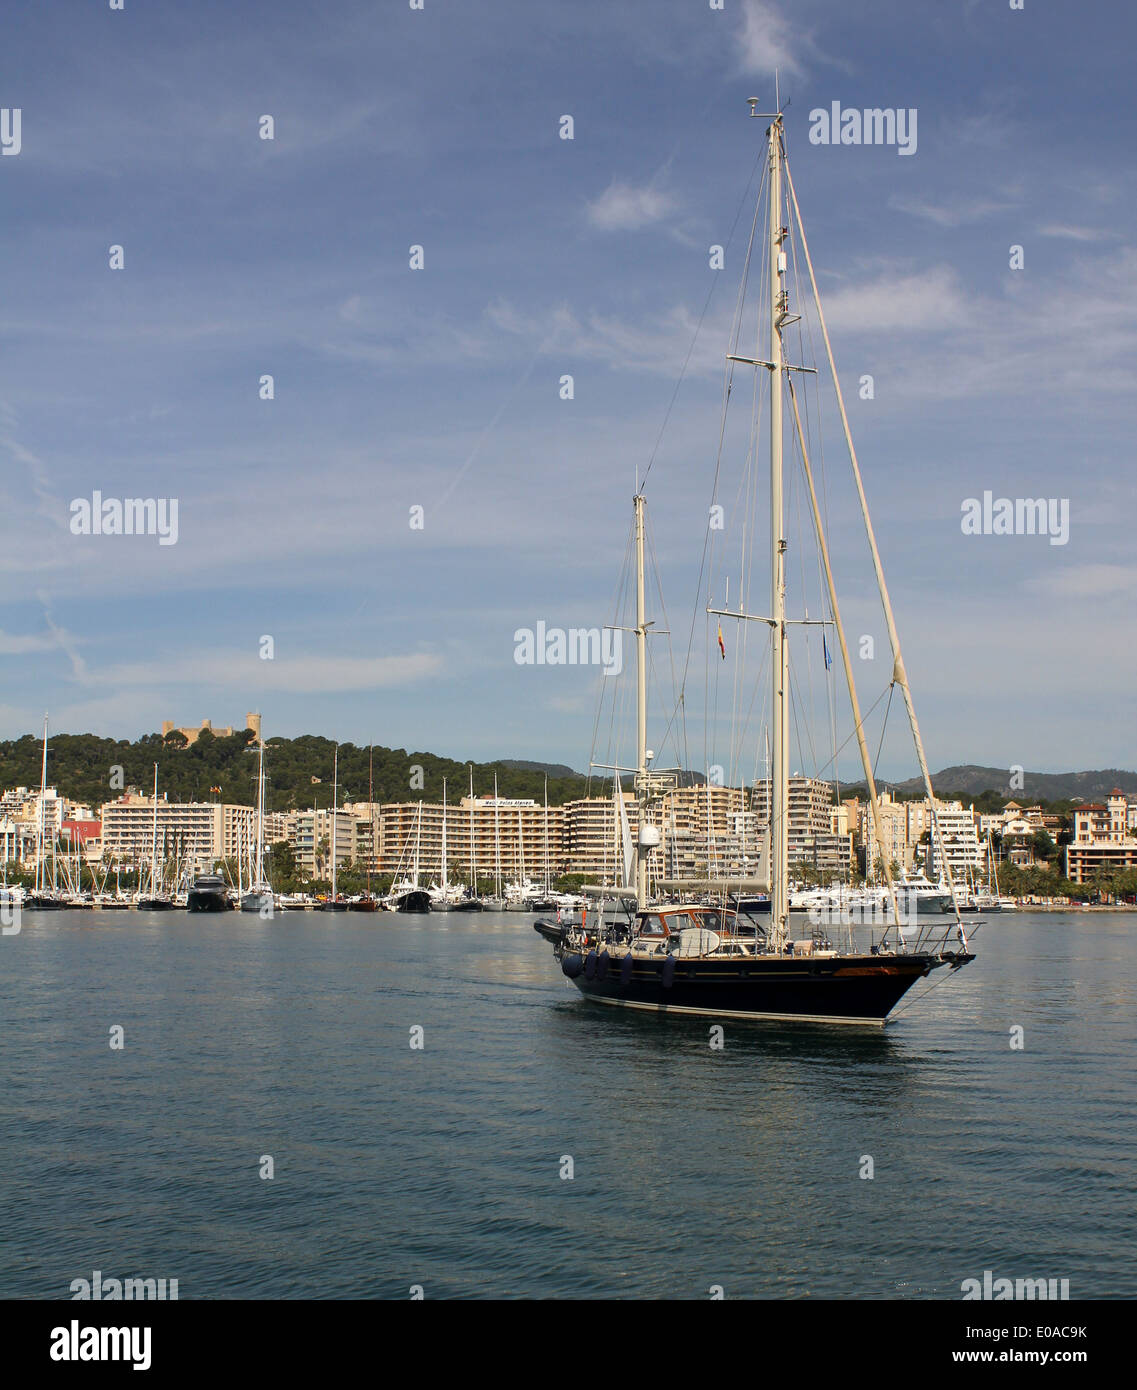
[[330, 745, 338, 900], [36, 713, 48, 897]]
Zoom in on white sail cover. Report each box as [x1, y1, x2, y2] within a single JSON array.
[[615, 782, 634, 889]]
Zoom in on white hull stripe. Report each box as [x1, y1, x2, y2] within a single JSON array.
[[581, 994, 887, 1028]]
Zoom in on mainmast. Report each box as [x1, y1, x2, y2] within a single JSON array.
[[254, 735, 265, 890], [367, 745, 374, 898], [151, 763, 160, 896], [330, 744, 338, 901], [469, 764, 476, 893], [766, 107, 790, 947], [494, 772, 501, 900], [633, 492, 649, 911], [36, 713, 48, 896], [441, 778, 448, 891]]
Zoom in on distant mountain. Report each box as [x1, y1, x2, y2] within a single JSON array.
[[496, 759, 581, 779], [885, 766, 1137, 803]]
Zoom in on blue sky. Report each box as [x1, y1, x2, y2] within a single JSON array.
[[1, 0, 1135, 784]]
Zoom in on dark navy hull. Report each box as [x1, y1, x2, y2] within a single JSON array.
[[187, 878, 233, 913], [565, 950, 943, 1026], [394, 889, 432, 913]]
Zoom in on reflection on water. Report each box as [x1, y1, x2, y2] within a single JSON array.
[[0, 910, 1133, 1298]]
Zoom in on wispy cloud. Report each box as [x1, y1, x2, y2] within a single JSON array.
[[1038, 224, 1115, 242], [0, 415, 66, 530], [586, 180, 677, 231], [488, 297, 729, 377], [0, 630, 60, 656], [36, 593, 88, 681], [1025, 564, 1137, 599], [889, 194, 1014, 228], [73, 650, 444, 696], [736, 0, 805, 79], [820, 265, 969, 334]]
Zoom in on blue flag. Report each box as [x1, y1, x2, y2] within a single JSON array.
[[823, 634, 832, 671]]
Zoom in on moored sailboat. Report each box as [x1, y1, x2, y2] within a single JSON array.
[[350, 745, 380, 911], [318, 744, 350, 911], [240, 732, 274, 914], [25, 715, 65, 910], [383, 800, 432, 912], [138, 763, 177, 910]]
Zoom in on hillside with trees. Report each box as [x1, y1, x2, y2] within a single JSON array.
[[0, 729, 594, 812]]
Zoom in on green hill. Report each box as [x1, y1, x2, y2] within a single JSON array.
[[0, 729, 594, 813]]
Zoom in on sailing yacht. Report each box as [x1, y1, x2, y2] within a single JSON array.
[[447, 766, 486, 910], [318, 745, 349, 911], [138, 763, 177, 910], [383, 800, 432, 912], [428, 779, 466, 910], [25, 714, 65, 910], [240, 735, 274, 914], [350, 745, 380, 911], [503, 808, 540, 910], [530, 776, 559, 911], [534, 101, 975, 1025], [482, 773, 508, 909]]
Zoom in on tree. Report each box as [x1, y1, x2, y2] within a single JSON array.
[[1030, 830, 1056, 864], [268, 841, 297, 891]]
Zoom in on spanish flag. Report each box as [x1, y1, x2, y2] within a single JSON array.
[[717, 624, 726, 660]]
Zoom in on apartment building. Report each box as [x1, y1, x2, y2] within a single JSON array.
[[339, 798, 569, 885], [925, 802, 984, 880], [562, 794, 638, 882], [99, 794, 256, 873], [292, 808, 359, 879], [1064, 792, 1137, 884], [0, 816, 37, 866], [849, 791, 912, 872]]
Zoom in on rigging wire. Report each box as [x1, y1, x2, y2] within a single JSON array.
[[640, 149, 764, 493]]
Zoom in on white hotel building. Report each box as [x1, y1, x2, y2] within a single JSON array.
[[100, 794, 258, 872]]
